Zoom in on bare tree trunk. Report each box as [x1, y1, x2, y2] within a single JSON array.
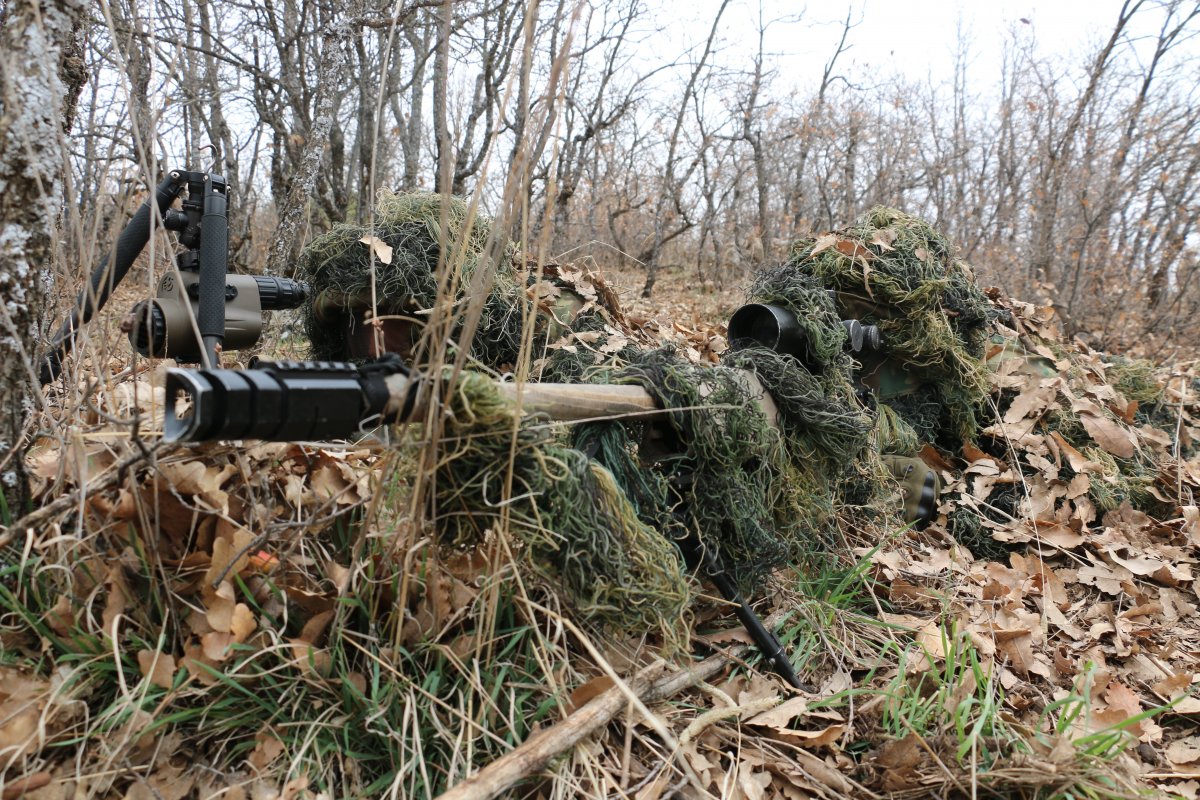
[[398, 22, 433, 191], [842, 114, 858, 222], [432, 0, 452, 194], [263, 15, 353, 278], [1028, 0, 1140, 289], [787, 9, 853, 233], [737, 19, 770, 266], [196, 0, 251, 266], [110, 0, 158, 170], [58, 14, 87, 134], [640, 0, 729, 298], [0, 0, 83, 518]]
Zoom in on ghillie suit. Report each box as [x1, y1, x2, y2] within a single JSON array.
[[745, 209, 995, 526], [431, 369, 694, 642], [768, 209, 1198, 561], [529, 260, 879, 591], [782, 207, 995, 455], [432, 335, 876, 640], [299, 190, 629, 374], [296, 191, 874, 639], [299, 191, 525, 366]]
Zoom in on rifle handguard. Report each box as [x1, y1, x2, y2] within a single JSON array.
[[164, 356, 407, 442]]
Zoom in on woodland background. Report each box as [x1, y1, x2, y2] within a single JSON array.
[[8, 0, 1200, 350]]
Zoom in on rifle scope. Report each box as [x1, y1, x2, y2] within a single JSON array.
[[727, 302, 882, 366]]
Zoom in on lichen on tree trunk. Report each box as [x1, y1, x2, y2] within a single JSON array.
[[0, 0, 84, 519]]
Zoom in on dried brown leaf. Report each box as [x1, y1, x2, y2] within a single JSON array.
[[2, 772, 52, 800], [876, 733, 922, 791], [248, 730, 286, 771], [299, 610, 335, 646], [869, 227, 898, 251], [231, 604, 257, 642], [567, 676, 615, 712], [1078, 411, 1137, 458], [359, 234, 393, 265], [1004, 385, 1057, 424], [809, 233, 839, 256], [137, 649, 177, 690]]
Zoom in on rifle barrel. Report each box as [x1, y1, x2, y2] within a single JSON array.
[[163, 360, 778, 443]]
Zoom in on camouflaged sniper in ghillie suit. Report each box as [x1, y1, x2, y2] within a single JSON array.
[[299, 197, 1198, 631]]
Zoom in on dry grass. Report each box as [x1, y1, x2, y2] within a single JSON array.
[[6, 6, 1200, 799], [7, 276, 1199, 799]]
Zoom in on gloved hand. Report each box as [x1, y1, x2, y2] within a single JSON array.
[[880, 454, 941, 529]]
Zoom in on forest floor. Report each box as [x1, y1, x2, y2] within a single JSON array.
[[3, 258, 1200, 800]]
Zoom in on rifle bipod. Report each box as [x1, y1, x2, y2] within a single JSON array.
[[665, 477, 806, 691]]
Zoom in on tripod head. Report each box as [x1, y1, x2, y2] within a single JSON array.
[[40, 163, 308, 383]]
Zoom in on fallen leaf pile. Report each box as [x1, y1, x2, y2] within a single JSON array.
[[4, 273, 1200, 799]]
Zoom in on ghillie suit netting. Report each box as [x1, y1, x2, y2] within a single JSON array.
[[297, 189, 860, 636], [431, 369, 692, 642], [768, 208, 1197, 560], [299, 191, 525, 366], [424, 262, 877, 634], [784, 207, 995, 454], [732, 266, 886, 510], [430, 346, 875, 634]]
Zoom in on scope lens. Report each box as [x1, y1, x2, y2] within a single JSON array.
[[127, 300, 167, 357]]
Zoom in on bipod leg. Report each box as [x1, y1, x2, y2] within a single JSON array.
[[672, 525, 805, 690]]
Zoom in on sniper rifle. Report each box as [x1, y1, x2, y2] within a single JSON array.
[[162, 355, 804, 689], [159, 299, 941, 688]]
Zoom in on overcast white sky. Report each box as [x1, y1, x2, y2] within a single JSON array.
[[651, 0, 1193, 95]]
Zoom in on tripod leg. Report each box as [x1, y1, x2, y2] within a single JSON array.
[[40, 172, 184, 383]]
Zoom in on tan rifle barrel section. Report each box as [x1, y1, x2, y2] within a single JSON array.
[[383, 371, 779, 429]]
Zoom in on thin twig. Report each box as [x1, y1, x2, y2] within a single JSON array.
[[434, 610, 793, 800], [7, 440, 176, 532]]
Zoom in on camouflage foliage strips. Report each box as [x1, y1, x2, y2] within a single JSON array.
[[300, 190, 525, 366], [782, 207, 995, 453], [295, 192, 883, 634], [297, 196, 1199, 631]]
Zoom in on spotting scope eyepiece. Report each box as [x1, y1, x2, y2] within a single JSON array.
[[254, 276, 309, 310]]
